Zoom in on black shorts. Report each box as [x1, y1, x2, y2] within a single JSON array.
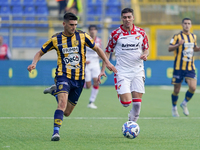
[[54, 76, 85, 106], [171, 70, 196, 84]]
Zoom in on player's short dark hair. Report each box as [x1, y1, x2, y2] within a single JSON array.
[[63, 12, 78, 21], [182, 18, 191, 23], [88, 25, 98, 30], [121, 8, 134, 16]]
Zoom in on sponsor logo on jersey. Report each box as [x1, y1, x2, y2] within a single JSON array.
[[121, 43, 140, 50], [135, 36, 141, 40], [57, 43, 67, 46], [184, 43, 194, 47], [64, 53, 81, 69], [62, 47, 79, 54]]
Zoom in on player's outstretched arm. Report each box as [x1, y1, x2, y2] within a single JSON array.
[[93, 46, 117, 83], [93, 45, 117, 73], [27, 50, 44, 72]]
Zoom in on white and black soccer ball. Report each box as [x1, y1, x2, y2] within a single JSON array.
[[122, 121, 140, 139]]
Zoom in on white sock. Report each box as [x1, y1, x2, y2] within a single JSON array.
[[130, 102, 141, 122], [172, 105, 177, 110], [89, 86, 99, 103], [181, 99, 187, 106]]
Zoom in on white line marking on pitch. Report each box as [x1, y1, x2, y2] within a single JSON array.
[[0, 117, 200, 120], [160, 86, 200, 93]]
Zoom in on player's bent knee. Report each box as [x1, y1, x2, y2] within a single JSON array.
[[120, 100, 132, 107]]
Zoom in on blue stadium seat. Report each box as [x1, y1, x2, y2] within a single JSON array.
[[10, 0, 21, 6], [2, 36, 9, 45], [106, 0, 121, 5], [86, 17, 95, 21], [13, 28, 24, 33], [87, 5, 95, 15], [35, 0, 47, 6], [106, 6, 121, 16], [37, 37, 48, 47], [24, 36, 37, 47], [36, 6, 48, 16], [12, 36, 24, 47], [110, 17, 121, 28], [96, 5, 102, 15], [24, 17, 36, 27], [23, 0, 34, 6], [0, 16, 10, 27], [0, 5, 10, 15], [0, 28, 9, 33], [12, 5, 23, 15], [12, 16, 23, 27], [37, 16, 48, 27], [0, 0, 9, 6], [24, 6, 35, 15], [24, 28, 37, 33]]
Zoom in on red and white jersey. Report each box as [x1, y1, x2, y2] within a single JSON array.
[[86, 36, 102, 62], [0, 44, 11, 60], [106, 24, 149, 74]]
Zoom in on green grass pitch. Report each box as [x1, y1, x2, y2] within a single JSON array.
[[0, 86, 200, 150]]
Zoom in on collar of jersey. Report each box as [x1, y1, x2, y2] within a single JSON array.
[[120, 24, 135, 32], [62, 32, 75, 37]]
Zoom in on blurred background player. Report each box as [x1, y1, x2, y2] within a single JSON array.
[[0, 35, 11, 60], [169, 18, 200, 117], [56, 0, 68, 17], [66, 0, 82, 16], [98, 8, 149, 123], [85, 25, 102, 109]]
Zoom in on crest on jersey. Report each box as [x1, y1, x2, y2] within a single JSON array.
[[118, 84, 121, 89], [58, 84, 63, 90], [135, 36, 141, 40], [74, 40, 79, 46]]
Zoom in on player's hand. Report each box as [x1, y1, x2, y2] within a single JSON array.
[[106, 63, 117, 74], [98, 72, 107, 84], [140, 54, 148, 61], [85, 60, 90, 64], [27, 64, 36, 72], [179, 39, 185, 45]]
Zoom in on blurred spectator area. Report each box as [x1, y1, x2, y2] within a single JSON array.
[[1, 0, 200, 60]]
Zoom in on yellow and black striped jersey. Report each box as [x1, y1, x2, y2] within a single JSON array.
[[170, 31, 197, 71], [41, 30, 96, 80]]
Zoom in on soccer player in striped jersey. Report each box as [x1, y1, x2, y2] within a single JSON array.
[[98, 8, 149, 123], [85, 25, 102, 109], [27, 12, 117, 141], [169, 18, 200, 117]]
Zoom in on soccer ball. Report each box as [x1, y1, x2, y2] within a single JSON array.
[[122, 121, 140, 139]]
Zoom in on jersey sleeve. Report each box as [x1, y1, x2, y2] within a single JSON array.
[[105, 33, 116, 53], [142, 32, 149, 51], [85, 33, 96, 49], [41, 38, 55, 54], [169, 34, 178, 45], [194, 34, 197, 47]]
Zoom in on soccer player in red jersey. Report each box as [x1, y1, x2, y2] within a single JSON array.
[[98, 8, 149, 122]]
